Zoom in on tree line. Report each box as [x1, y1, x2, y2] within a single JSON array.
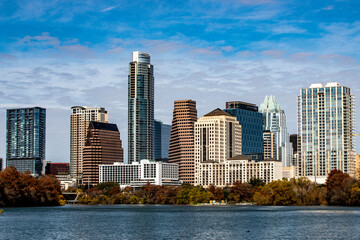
[[1, 167, 359, 206], [0, 166, 64, 207], [77, 169, 360, 206]]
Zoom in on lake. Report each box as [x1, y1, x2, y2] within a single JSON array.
[[1, 205, 359, 239]]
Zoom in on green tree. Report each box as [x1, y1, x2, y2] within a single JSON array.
[[254, 179, 298, 206]]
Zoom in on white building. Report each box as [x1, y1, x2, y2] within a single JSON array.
[[297, 82, 356, 183], [99, 159, 181, 188], [259, 96, 293, 167], [194, 108, 283, 187]]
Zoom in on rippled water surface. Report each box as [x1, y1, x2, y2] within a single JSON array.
[[1, 205, 359, 239]]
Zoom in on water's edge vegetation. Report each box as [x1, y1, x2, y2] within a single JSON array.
[[1, 167, 359, 207]]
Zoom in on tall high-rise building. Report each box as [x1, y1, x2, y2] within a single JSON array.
[[168, 100, 197, 184], [297, 82, 355, 183], [0, 158, 3, 171], [290, 134, 298, 154], [70, 106, 108, 180], [259, 96, 293, 166], [224, 101, 263, 155], [290, 134, 299, 167], [154, 120, 171, 161], [356, 155, 360, 180], [128, 51, 154, 163], [6, 107, 46, 175], [263, 130, 276, 159], [83, 122, 124, 185]]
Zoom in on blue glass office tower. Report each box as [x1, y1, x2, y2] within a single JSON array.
[[128, 51, 154, 163], [154, 120, 171, 161], [6, 107, 46, 175], [224, 101, 263, 155]]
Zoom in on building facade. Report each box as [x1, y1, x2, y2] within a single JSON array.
[[154, 120, 171, 161], [168, 100, 198, 184], [297, 82, 355, 183], [70, 106, 108, 180], [263, 130, 276, 159], [128, 51, 154, 163], [290, 134, 299, 167], [6, 107, 46, 175], [0, 158, 2, 171], [259, 96, 293, 167], [82, 122, 124, 185], [45, 162, 70, 175], [194, 108, 242, 187], [224, 101, 263, 155], [356, 155, 360, 180], [99, 159, 180, 187]]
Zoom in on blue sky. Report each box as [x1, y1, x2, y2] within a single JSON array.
[[0, 0, 360, 163]]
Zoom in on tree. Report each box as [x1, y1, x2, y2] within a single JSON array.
[[229, 181, 253, 203], [96, 182, 120, 195], [249, 178, 265, 188], [0, 167, 62, 207], [208, 185, 224, 201], [254, 179, 298, 206], [326, 169, 351, 205]]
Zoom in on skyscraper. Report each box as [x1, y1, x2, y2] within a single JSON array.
[[154, 120, 171, 161], [6, 107, 46, 175], [83, 121, 124, 185], [263, 130, 276, 159], [0, 158, 3, 171], [297, 82, 355, 183], [259, 96, 293, 167], [224, 101, 263, 155], [128, 51, 154, 163], [194, 108, 242, 187], [168, 100, 197, 184], [70, 106, 108, 180]]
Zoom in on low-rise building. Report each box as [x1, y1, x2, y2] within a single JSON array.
[[198, 155, 283, 188], [194, 109, 283, 188], [282, 166, 296, 179], [99, 159, 181, 188]]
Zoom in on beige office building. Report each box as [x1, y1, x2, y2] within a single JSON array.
[[263, 130, 276, 160], [168, 100, 197, 184], [70, 106, 108, 180], [194, 108, 241, 187], [194, 108, 283, 187]]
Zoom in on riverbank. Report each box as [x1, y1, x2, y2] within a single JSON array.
[[75, 170, 360, 206]]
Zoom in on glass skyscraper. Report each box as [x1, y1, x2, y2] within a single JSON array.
[[128, 51, 154, 163], [154, 120, 171, 161], [259, 96, 293, 167], [297, 82, 355, 183], [6, 107, 46, 175], [224, 101, 263, 155]]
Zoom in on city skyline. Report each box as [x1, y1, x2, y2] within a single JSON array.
[[0, 0, 360, 163]]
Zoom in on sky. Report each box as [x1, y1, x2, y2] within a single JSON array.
[[0, 0, 360, 164]]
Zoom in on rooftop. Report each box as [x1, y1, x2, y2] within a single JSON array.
[[90, 121, 119, 131], [204, 108, 233, 117]]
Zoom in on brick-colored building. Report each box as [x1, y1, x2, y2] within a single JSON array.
[[70, 106, 108, 181], [46, 163, 70, 175], [83, 121, 123, 185], [168, 100, 197, 184]]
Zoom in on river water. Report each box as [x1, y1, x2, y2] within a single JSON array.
[[0, 205, 359, 239]]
